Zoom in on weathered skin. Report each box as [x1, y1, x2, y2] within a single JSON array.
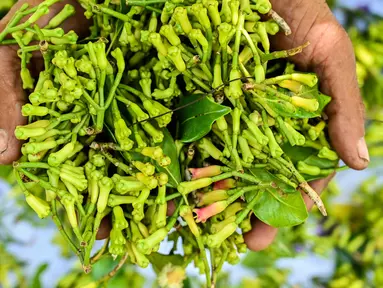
[[244, 0, 369, 251]]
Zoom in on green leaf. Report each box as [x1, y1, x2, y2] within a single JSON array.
[[147, 253, 184, 274], [30, 263, 48, 288], [304, 155, 337, 169], [281, 143, 317, 162], [177, 94, 231, 143], [129, 152, 148, 162], [248, 168, 297, 194], [250, 188, 308, 227], [282, 143, 338, 181], [155, 129, 182, 188], [264, 86, 331, 119], [91, 257, 128, 286], [91, 257, 116, 280]]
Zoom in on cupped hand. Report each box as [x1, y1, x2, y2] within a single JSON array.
[[0, 0, 88, 165], [244, 0, 369, 251]]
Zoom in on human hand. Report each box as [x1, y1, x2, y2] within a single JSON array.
[[0, 0, 115, 241], [0, 0, 89, 165], [0, 0, 369, 248], [244, 0, 369, 251]]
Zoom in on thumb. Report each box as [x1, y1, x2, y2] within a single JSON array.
[[268, 0, 369, 170], [312, 26, 369, 170]]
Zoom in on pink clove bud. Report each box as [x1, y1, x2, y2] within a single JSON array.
[[213, 178, 236, 190], [193, 201, 228, 223], [189, 165, 222, 180]]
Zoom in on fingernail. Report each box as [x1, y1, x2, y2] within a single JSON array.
[[0, 129, 8, 153], [357, 137, 370, 163]]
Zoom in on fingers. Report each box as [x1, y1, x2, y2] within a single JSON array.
[[269, 0, 369, 170], [0, 46, 27, 164], [244, 174, 334, 251], [0, 1, 90, 164], [243, 217, 278, 251], [96, 215, 112, 240], [268, 0, 333, 65], [167, 200, 176, 216], [318, 32, 369, 170]]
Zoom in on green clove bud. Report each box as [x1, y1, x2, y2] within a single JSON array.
[[206, 222, 237, 248], [173, 7, 192, 34], [168, 46, 186, 72], [318, 147, 338, 161], [97, 177, 114, 213], [178, 178, 213, 195], [159, 25, 181, 46], [26, 193, 51, 219], [180, 205, 200, 237]]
